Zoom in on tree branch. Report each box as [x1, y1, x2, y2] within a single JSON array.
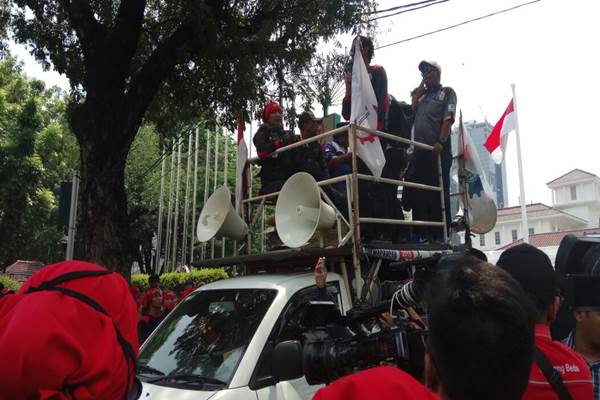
[[109, 0, 147, 88], [61, 0, 105, 61], [123, 23, 198, 145]]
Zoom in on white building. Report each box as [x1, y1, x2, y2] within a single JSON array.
[[479, 169, 600, 263], [478, 203, 587, 252], [547, 169, 600, 228]]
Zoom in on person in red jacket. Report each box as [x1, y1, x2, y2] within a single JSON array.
[[163, 290, 178, 312], [498, 243, 594, 400], [0, 260, 139, 400], [138, 287, 165, 343], [314, 257, 535, 400]]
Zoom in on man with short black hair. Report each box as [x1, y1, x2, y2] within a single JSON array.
[[498, 243, 593, 400], [296, 110, 329, 182], [313, 257, 536, 400]]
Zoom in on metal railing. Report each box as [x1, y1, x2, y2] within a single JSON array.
[[240, 123, 448, 297]]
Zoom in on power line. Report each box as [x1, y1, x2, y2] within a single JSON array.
[[376, 0, 542, 50], [363, 0, 440, 15], [367, 0, 449, 22]]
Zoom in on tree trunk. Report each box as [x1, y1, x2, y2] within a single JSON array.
[[71, 99, 138, 280]]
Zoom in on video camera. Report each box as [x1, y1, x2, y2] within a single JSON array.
[[296, 250, 476, 384], [552, 234, 600, 339]]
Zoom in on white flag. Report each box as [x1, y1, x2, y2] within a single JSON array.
[[349, 38, 386, 177], [456, 119, 497, 234]]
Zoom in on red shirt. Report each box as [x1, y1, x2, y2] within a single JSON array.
[[524, 324, 593, 400], [312, 366, 440, 400]]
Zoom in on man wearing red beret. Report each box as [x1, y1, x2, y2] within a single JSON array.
[[253, 102, 299, 194]]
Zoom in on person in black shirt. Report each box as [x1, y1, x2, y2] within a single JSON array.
[[253, 102, 298, 194]]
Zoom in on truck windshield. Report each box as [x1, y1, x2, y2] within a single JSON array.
[[138, 288, 277, 387]]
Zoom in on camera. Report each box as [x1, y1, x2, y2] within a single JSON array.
[[296, 251, 475, 384], [552, 234, 600, 339]]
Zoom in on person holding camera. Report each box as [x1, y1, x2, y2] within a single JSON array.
[[253, 102, 298, 194], [313, 257, 536, 400], [497, 243, 593, 400], [563, 245, 600, 400]]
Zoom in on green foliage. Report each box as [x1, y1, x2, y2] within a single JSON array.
[[7, 0, 375, 273], [0, 54, 79, 269], [131, 269, 228, 292], [0, 275, 20, 291]]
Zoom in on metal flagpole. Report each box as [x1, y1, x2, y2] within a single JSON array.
[[190, 126, 200, 264], [66, 170, 80, 260], [458, 112, 472, 249], [222, 129, 229, 258], [211, 129, 219, 259], [171, 139, 183, 271], [201, 128, 211, 260], [155, 146, 167, 272], [164, 142, 177, 271], [511, 83, 529, 244], [181, 132, 193, 267]]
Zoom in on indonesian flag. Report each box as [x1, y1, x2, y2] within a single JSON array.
[[350, 38, 385, 177], [235, 111, 248, 212], [484, 99, 515, 164]]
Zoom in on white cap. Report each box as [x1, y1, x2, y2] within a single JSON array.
[[418, 60, 441, 74]]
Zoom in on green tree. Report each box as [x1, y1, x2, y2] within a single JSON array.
[[0, 55, 78, 268], [8, 0, 374, 276]]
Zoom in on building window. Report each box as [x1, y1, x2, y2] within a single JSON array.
[[480, 235, 485, 247], [528, 227, 535, 235], [512, 229, 518, 241], [495, 232, 501, 245], [570, 185, 577, 201]]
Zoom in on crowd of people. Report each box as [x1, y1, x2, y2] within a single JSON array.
[[314, 243, 600, 400], [128, 274, 200, 343], [0, 35, 598, 400], [253, 36, 457, 243], [0, 242, 598, 399]]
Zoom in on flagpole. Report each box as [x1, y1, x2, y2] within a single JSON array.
[[511, 83, 529, 244], [190, 126, 199, 265]]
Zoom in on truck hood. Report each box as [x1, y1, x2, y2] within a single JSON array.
[[137, 382, 217, 400]]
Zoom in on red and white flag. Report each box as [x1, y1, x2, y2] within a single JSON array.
[[350, 38, 385, 177], [484, 99, 515, 164], [235, 111, 248, 212]]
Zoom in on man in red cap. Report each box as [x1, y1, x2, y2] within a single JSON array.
[[0, 260, 139, 400], [313, 258, 535, 400], [253, 101, 299, 194]]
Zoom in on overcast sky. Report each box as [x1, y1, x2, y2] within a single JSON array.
[[9, 0, 600, 208], [359, 0, 600, 207]]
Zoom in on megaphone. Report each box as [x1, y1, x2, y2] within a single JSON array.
[[467, 194, 497, 234], [275, 172, 337, 248], [197, 186, 248, 242]]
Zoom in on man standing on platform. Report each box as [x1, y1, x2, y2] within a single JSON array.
[[407, 60, 456, 242]]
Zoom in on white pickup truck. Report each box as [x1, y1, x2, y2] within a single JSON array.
[[136, 272, 352, 400]]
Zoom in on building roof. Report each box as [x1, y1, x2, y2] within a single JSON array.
[[4, 260, 45, 282], [546, 169, 599, 186], [496, 202, 586, 224], [498, 227, 600, 250]]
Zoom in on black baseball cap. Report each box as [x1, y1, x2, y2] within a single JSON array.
[[497, 243, 562, 313], [298, 111, 323, 130]]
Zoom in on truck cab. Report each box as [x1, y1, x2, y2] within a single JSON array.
[[136, 272, 351, 400]]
